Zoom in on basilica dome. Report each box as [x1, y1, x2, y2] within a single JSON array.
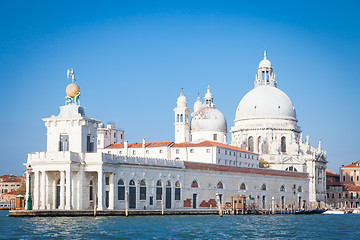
[[191, 107, 227, 132], [235, 85, 297, 121]]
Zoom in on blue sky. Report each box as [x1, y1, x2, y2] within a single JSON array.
[[1, 1, 359, 175]]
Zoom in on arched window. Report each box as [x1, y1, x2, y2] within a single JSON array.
[[129, 179, 135, 185], [180, 114, 183, 122], [261, 184, 267, 191], [285, 166, 298, 172], [280, 185, 285, 191], [217, 182, 223, 189], [118, 179, 125, 200], [281, 136, 286, 153], [191, 180, 198, 188], [240, 183, 246, 190], [248, 136, 254, 152], [166, 181, 171, 187], [175, 181, 181, 200], [89, 180, 93, 201], [140, 180, 146, 200], [156, 180, 162, 200], [298, 186, 302, 192], [177, 114, 179, 123]]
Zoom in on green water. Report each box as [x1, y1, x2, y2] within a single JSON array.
[[0, 210, 359, 239]]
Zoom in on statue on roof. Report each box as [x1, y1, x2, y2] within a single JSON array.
[[65, 68, 81, 105]]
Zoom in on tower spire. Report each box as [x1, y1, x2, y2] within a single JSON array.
[[254, 51, 277, 88]]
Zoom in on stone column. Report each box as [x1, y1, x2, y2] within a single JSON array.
[[59, 171, 65, 209], [77, 170, 83, 210], [25, 172, 29, 208], [109, 173, 115, 210], [40, 171, 46, 209], [97, 170, 104, 210], [65, 170, 72, 210], [52, 178, 57, 209], [33, 170, 40, 209]]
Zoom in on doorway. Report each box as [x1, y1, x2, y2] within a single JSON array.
[[166, 187, 172, 209], [193, 194, 197, 209]]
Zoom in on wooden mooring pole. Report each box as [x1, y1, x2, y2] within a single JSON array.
[[125, 192, 129, 217]]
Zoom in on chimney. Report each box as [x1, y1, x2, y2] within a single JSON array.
[[142, 138, 146, 148], [124, 141, 128, 155]]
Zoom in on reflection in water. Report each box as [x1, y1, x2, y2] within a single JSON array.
[[1, 211, 360, 239]]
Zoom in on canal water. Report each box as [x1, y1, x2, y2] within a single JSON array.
[[0, 210, 359, 239]]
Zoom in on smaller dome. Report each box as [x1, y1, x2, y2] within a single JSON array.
[[191, 107, 227, 132], [66, 83, 80, 98], [258, 58, 272, 68], [177, 91, 187, 107]]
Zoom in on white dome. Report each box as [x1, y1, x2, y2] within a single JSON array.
[[177, 92, 187, 107], [258, 58, 272, 68], [191, 107, 227, 132], [235, 85, 296, 121]]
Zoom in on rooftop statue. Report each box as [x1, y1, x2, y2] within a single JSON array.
[[65, 68, 81, 105]]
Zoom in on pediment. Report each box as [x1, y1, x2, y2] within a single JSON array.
[[280, 156, 303, 164]]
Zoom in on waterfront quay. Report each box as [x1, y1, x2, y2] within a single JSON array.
[[9, 209, 218, 217]]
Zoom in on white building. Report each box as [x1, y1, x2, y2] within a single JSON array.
[[97, 123, 124, 149], [25, 61, 312, 211], [231, 51, 327, 208]]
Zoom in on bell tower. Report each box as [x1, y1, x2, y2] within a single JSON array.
[[174, 90, 190, 143]]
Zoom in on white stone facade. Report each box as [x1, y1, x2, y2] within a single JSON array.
[[26, 100, 309, 211], [231, 52, 327, 208], [97, 123, 124, 149]]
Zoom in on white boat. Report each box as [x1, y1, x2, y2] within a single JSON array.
[[322, 209, 352, 214], [0, 201, 10, 210], [352, 209, 360, 214]]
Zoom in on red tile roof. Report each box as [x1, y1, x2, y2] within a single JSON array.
[[343, 184, 360, 191], [106, 141, 174, 149], [341, 160, 360, 168], [106, 140, 255, 154], [184, 162, 308, 179], [326, 169, 339, 177], [173, 141, 256, 154], [0, 175, 23, 183], [327, 182, 342, 186], [3, 190, 18, 196]]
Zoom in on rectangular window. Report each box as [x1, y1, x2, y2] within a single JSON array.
[[146, 150, 149, 154], [118, 186, 125, 200], [351, 176, 354, 181], [357, 176, 359, 181], [175, 188, 181, 200], [206, 149, 210, 153], [105, 177, 109, 185], [156, 187, 162, 200], [213, 134, 217, 141], [87, 135, 91, 152], [89, 186, 93, 200], [59, 134, 69, 151], [159, 150, 163, 153], [176, 149, 179, 154], [218, 149, 220, 153], [343, 175, 346, 181], [150, 196, 153, 205], [338, 193, 342, 198], [190, 149, 194, 153], [140, 186, 146, 200]]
